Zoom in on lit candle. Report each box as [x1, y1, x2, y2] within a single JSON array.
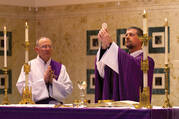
[[25, 22, 29, 63], [142, 9, 148, 87], [143, 9, 148, 60], [165, 18, 168, 65], [4, 26, 7, 67], [25, 22, 28, 42], [143, 9, 148, 35]]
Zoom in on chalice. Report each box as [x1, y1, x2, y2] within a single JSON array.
[[77, 81, 87, 107]]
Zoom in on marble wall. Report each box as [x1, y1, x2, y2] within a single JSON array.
[[0, 0, 179, 106]]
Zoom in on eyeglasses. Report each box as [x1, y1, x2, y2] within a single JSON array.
[[40, 45, 52, 49]]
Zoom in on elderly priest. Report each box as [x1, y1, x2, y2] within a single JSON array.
[[16, 37, 73, 104]]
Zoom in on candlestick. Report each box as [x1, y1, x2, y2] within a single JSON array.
[[4, 26, 7, 67], [143, 73, 147, 87], [142, 9, 148, 88], [162, 64, 172, 108], [162, 18, 172, 108], [19, 22, 34, 104], [165, 18, 168, 65], [141, 59, 149, 88], [135, 9, 152, 109], [1, 67, 10, 105]]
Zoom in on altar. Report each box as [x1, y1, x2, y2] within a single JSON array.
[[0, 105, 178, 119]]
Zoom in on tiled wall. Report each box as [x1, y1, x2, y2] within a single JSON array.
[[0, 0, 179, 106]]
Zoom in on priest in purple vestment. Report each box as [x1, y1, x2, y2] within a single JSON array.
[[17, 37, 73, 104], [95, 27, 154, 103]]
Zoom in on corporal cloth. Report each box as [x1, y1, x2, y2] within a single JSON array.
[[95, 42, 154, 102]]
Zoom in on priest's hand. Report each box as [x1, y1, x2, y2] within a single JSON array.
[[44, 65, 52, 84], [98, 29, 112, 49]]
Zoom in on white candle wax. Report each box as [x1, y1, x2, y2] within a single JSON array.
[[142, 9, 148, 87], [143, 45, 148, 60], [4, 26, 7, 67], [165, 18, 168, 65], [143, 73, 148, 87], [25, 50, 29, 63], [143, 9, 148, 60], [25, 22, 29, 63], [143, 10, 148, 35], [25, 22, 29, 42]]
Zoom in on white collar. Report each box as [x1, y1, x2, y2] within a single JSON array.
[[37, 55, 51, 65], [130, 49, 143, 58]]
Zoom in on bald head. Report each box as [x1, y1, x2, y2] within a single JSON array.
[[35, 37, 53, 62], [36, 37, 52, 48]]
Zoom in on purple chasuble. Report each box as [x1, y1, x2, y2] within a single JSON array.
[[50, 60, 62, 80], [95, 48, 154, 103]]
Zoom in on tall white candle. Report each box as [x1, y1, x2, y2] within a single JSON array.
[[165, 18, 168, 65], [25, 22, 29, 42], [142, 9, 148, 87], [143, 9, 148, 60], [25, 22, 29, 63], [4, 26, 7, 67], [143, 9, 148, 35]]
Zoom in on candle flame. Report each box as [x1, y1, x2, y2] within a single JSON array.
[[165, 18, 168, 22], [25, 22, 28, 26], [165, 18, 168, 26], [4, 26, 7, 33], [143, 9, 147, 18], [144, 9, 146, 14]]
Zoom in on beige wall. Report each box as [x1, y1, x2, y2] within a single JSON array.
[[0, 5, 37, 103], [0, 0, 179, 106]]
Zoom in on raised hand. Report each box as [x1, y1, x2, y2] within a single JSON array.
[[98, 29, 112, 49]]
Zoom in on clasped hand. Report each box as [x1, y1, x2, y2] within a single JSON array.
[[44, 66, 53, 84]]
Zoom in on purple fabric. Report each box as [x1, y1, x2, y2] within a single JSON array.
[[50, 59, 62, 80], [151, 108, 173, 119], [0, 107, 177, 119], [95, 48, 154, 102]]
